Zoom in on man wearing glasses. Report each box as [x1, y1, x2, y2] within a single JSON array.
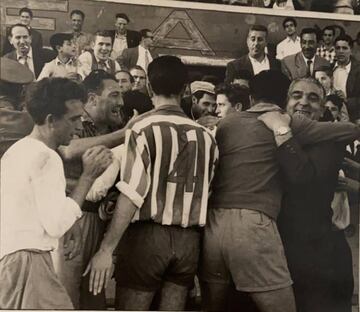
[[118, 29, 158, 73]]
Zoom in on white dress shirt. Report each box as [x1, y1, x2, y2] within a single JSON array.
[[333, 61, 351, 98], [136, 45, 153, 73], [37, 56, 80, 81], [111, 33, 128, 60], [249, 54, 270, 75], [17, 47, 35, 79], [0, 137, 82, 259], [276, 36, 301, 60]]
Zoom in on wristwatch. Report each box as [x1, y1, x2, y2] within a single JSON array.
[[274, 126, 291, 136]]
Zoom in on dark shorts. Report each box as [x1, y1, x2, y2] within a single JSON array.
[[115, 221, 201, 291]]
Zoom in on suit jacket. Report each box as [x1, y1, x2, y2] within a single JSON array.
[[109, 29, 141, 49], [1, 27, 43, 56], [340, 58, 360, 121], [225, 54, 281, 84], [4, 49, 46, 79], [118, 46, 159, 71], [281, 52, 330, 81]]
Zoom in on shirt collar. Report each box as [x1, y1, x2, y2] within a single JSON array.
[[16, 47, 33, 60], [334, 61, 351, 73], [94, 55, 109, 66], [301, 53, 315, 64], [55, 56, 75, 66], [248, 54, 268, 64], [138, 45, 148, 53], [286, 36, 300, 43], [247, 102, 283, 113]]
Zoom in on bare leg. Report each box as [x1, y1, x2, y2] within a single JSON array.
[[201, 281, 230, 312], [158, 281, 188, 311], [115, 286, 155, 311], [250, 286, 297, 312]]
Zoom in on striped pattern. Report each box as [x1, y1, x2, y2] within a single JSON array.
[[116, 105, 218, 227]]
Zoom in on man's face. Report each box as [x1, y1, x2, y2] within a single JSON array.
[[192, 93, 216, 119], [335, 40, 352, 65], [322, 29, 334, 46], [94, 79, 124, 128], [287, 80, 324, 120], [216, 94, 236, 118], [301, 33, 318, 59], [142, 31, 154, 49], [93, 36, 112, 60], [59, 39, 76, 58], [115, 17, 128, 35], [115, 71, 133, 94], [19, 12, 32, 26], [247, 30, 267, 59], [325, 100, 340, 121], [71, 13, 84, 32], [54, 99, 84, 146], [130, 68, 147, 91], [9, 26, 31, 55], [314, 71, 332, 94], [284, 21, 296, 37]]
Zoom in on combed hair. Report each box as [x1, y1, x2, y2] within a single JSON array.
[[288, 77, 326, 101], [248, 24, 268, 35], [148, 55, 188, 97], [335, 34, 354, 48], [8, 23, 30, 37], [249, 70, 290, 109], [215, 83, 250, 110], [323, 25, 335, 36], [300, 27, 318, 40], [314, 65, 333, 78], [19, 7, 33, 18], [26, 78, 86, 125], [282, 17, 297, 28], [326, 94, 344, 110], [50, 33, 74, 51], [70, 9, 85, 19], [115, 13, 130, 23], [83, 70, 116, 95]]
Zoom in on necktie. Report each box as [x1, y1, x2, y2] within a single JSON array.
[[306, 59, 312, 77], [98, 60, 108, 72], [144, 50, 150, 72]]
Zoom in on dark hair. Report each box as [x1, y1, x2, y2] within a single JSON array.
[[26, 78, 86, 125], [94, 30, 113, 39], [8, 23, 30, 37], [83, 70, 116, 95], [322, 26, 335, 36], [326, 94, 344, 110], [123, 90, 153, 121], [249, 25, 268, 36], [300, 27, 318, 41], [314, 65, 333, 78], [233, 69, 252, 81], [19, 7, 33, 18], [282, 17, 297, 28], [148, 55, 188, 97], [115, 13, 130, 23], [215, 83, 250, 110], [249, 70, 290, 109], [70, 9, 85, 20], [193, 91, 214, 102], [50, 33, 74, 51], [115, 70, 134, 83], [335, 34, 354, 48], [140, 29, 152, 39]]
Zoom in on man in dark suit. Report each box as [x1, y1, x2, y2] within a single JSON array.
[[118, 29, 158, 72], [4, 24, 45, 80], [225, 25, 281, 84], [281, 27, 330, 81], [333, 34, 360, 122], [109, 13, 141, 60], [1, 7, 43, 56]]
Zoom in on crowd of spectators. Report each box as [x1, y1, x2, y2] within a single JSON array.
[[0, 5, 360, 312]]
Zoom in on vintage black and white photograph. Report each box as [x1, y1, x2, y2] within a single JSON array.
[[0, 0, 359, 311]]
